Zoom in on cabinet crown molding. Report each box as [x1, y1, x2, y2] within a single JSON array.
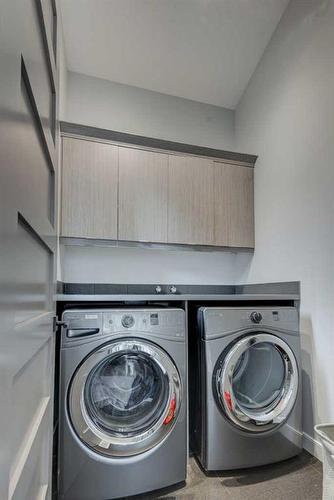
[[60, 121, 257, 167]]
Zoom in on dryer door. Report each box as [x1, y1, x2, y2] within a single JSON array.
[[214, 333, 298, 433], [69, 339, 181, 456]]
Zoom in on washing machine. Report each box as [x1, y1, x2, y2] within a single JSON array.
[[190, 306, 302, 471], [58, 308, 187, 500]]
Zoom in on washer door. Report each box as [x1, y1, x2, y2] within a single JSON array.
[[214, 333, 298, 433], [69, 339, 181, 456]]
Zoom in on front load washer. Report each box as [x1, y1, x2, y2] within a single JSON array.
[[58, 308, 187, 500], [190, 307, 302, 471]]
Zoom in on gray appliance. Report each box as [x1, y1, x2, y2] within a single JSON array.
[[191, 307, 302, 471], [58, 308, 187, 500]]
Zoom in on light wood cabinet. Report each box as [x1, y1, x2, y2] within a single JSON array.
[[118, 147, 168, 242], [167, 155, 215, 245], [214, 162, 254, 247], [61, 136, 255, 248], [61, 137, 118, 239]]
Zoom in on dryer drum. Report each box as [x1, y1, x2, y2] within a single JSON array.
[[214, 333, 299, 433], [68, 338, 182, 456]]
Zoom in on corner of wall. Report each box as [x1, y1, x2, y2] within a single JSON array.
[[58, 1, 68, 122], [56, 0, 68, 281]]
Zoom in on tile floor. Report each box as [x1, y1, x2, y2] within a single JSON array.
[[134, 451, 323, 500]]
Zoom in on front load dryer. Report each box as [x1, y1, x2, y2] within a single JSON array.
[[58, 308, 187, 500], [190, 307, 302, 471]]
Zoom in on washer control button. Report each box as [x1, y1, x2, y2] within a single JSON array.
[[250, 311, 263, 324], [121, 314, 135, 328]]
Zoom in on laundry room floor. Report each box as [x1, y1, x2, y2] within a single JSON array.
[[135, 451, 322, 500]]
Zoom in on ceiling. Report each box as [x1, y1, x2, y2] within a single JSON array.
[[60, 0, 289, 109]]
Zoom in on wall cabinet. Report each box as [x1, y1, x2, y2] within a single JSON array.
[[61, 136, 255, 248], [118, 147, 168, 243], [214, 162, 254, 247], [168, 155, 215, 245], [61, 137, 118, 239]]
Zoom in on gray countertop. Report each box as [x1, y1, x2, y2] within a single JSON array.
[[56, 281, 300, 302], [56, 293, 299, 302]]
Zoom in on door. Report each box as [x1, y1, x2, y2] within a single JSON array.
[[167, 155, 214, 245], [214, 333, 299, 433], [69, 339, 182, 457], [214, 162, 254, 248], [118, 147, 168, 243], [61, 137, 118, 239], [0, 1, 58, 498]]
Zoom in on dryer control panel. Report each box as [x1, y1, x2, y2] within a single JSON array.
[[201, 307, 299, 340]]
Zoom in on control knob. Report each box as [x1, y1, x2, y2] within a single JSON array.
[[121, 314, 135, 328], [169, 285, 177, 294], [250, 311, 262, 324]]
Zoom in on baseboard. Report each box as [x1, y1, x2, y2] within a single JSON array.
[[303, 432, 323, 462]]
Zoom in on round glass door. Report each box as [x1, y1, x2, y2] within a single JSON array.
[[215, 333, 298, 433], [85, 352, 169, 436], [69, 340, 181, 456]]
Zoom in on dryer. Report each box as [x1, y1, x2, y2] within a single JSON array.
[[190, 307, 302, 471], [58, 308, 187, 500]]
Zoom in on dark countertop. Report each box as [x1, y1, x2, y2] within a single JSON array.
[[56, 293, 299, 302], [56, 281, 300, 303]]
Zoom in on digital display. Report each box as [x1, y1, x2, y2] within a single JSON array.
[[150, 313, 159, 325]]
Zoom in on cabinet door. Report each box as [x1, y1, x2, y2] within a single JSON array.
[[214, 162, 254, 247], [118, 147, 168, 242], [168, 155, 214, 245], [61, 137, 118, 239]]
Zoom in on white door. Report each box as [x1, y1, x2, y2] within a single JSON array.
[[0, 0, 59, 498]]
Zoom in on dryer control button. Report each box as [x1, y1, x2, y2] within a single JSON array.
[[250, 311, 263, 324], [121, 314, 135, 328]]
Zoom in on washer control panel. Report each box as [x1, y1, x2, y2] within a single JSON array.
[[102, 309, 185, 339], [62, 309, 185, 342]]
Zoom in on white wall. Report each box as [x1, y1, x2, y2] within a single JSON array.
[[65, 71, 235, 151], [61, 244, 252, 285], [235, 0, 334, 456], [60, 68, 248, 286]]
